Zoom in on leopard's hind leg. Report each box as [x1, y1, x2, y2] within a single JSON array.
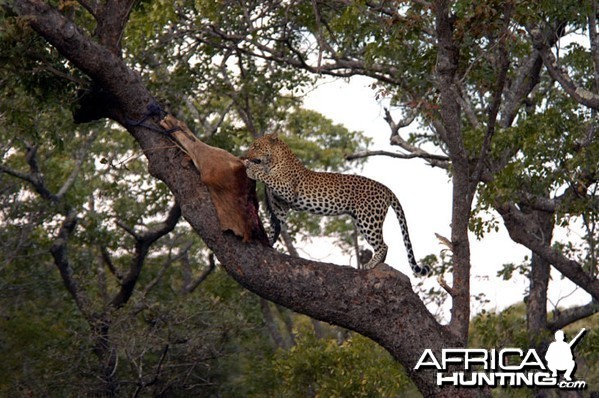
[[353, 206, 389, 269]]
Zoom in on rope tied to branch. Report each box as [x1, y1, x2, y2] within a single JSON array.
[[125, 102, 181, 135]]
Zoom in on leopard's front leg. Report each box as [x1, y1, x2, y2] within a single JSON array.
[[243, 159, 288, 196], [243, 160, 290, 245], [265, 190, 290, 245], [243, 159, 266, 181]]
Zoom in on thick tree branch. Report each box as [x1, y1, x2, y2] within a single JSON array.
[[15, 0, 154, 122], [83, 0, 137, 55], [548, 300, 599, 331], [517, 184, 599, 215], [524, 208, 553, 344], [497, 202, 599, 300]]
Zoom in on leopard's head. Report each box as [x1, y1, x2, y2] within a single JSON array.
[[243, 133, 281, 170]]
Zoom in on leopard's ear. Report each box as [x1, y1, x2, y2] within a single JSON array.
[[265, 132, 279, 141]]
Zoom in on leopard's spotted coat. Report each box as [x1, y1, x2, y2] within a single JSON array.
[[243, 133, 429, 276]]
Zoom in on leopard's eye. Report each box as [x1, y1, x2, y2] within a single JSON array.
[[251, 158, 262, 164]]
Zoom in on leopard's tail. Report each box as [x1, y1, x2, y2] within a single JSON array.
[[390, 194, 430, 277]]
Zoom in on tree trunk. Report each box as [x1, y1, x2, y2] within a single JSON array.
[[526, 209, 554, 343], [433, 0, 473, 344]]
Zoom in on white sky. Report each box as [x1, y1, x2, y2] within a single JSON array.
[[299, 75, 591, 319]]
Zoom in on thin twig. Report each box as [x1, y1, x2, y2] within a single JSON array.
[[56, 130, 99, 200]]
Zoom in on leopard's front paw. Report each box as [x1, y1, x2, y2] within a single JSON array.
[[243, 158, 259, 180]]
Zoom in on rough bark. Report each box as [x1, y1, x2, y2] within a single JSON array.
[[497, 202, 599, 300], [525, 209, 554, 343], [433, 0, 472, 345], [13, 1, 489, 396]]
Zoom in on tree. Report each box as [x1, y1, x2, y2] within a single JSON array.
[[4, 1, 462, 396], [4, 0, 598, 396], [182, 0, 599, 350], [0, 5, 368, 398]]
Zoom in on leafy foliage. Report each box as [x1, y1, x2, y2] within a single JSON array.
[[267, 329, 413, 397]]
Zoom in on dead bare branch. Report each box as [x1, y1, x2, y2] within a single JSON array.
[[376, 108, 450, 169], [346, 149, 450, 164]]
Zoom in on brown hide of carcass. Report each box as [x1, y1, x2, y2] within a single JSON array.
[[159, 115, 268, 245]]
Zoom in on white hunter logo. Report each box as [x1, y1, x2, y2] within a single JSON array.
[[414, 328, 588, 390]]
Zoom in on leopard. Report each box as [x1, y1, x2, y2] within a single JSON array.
[[242, 133, 430, 277]]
